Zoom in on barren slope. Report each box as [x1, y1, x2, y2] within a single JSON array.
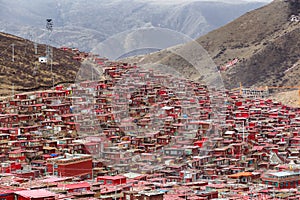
[[126, 0, 300, 90], [0, 32, 80, 96]]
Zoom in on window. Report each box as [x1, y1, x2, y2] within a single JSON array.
[[54, 164, 58, 168], [107, 180, 113, 184]]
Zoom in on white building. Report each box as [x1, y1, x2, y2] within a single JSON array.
[[290, 15, 300, 22], [38, 56, 47, 63]]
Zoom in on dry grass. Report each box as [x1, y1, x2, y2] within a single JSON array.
[[0, 32, 80, 96], [271, 90, 300, 107]]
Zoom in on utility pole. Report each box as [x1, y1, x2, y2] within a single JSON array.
[[12, 83, 14, 97], [11, 43, 15, 62], [34, 43, 37, 54], [51, 47, 54, 88]]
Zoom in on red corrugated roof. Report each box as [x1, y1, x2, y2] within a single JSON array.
[[15, 189, 56, 198], [59, 182, 90, 190], [97, 175, 126, 180]]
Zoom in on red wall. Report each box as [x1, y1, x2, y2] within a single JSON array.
[[96, 177, 127, 185], [48, 159, 92, 177], [60, 159, 92, 177], [0, 193, 14, 200]]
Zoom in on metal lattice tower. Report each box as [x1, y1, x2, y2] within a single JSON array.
[[46, 19, 54, 88]]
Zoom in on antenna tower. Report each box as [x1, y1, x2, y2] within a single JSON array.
[[46, 18, 54, 88]]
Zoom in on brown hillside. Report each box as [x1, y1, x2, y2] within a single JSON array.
[[125, 0, 300, 90], [0, 32, 80, 96]]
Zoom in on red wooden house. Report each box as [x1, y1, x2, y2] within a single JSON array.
[[47, 103, 70, 115], [42, 109, 59, 120], [46, 154, 92, 178], [14, 189, 56, 200], [96, 175, 126, 185], [41, 119, 62, 127], [58, 182, 90, 193], [14, 94, 27, 100], [19, 125, 40, 134], [8, 149, 26, 162]]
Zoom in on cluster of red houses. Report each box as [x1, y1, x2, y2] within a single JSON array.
[[60, 46, 92, 62], [0, 53, 300, 199]]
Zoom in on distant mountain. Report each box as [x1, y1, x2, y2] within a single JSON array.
[[0, 32, 80, 96], [126, 0, 300, 89], [0, 0, 267, 51]]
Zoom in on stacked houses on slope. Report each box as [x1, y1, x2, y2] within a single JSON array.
[[0, 51, 300, 199]]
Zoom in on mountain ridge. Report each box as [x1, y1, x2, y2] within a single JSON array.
[[125, 0, 300, 89], [0, 0, 267, 51]]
